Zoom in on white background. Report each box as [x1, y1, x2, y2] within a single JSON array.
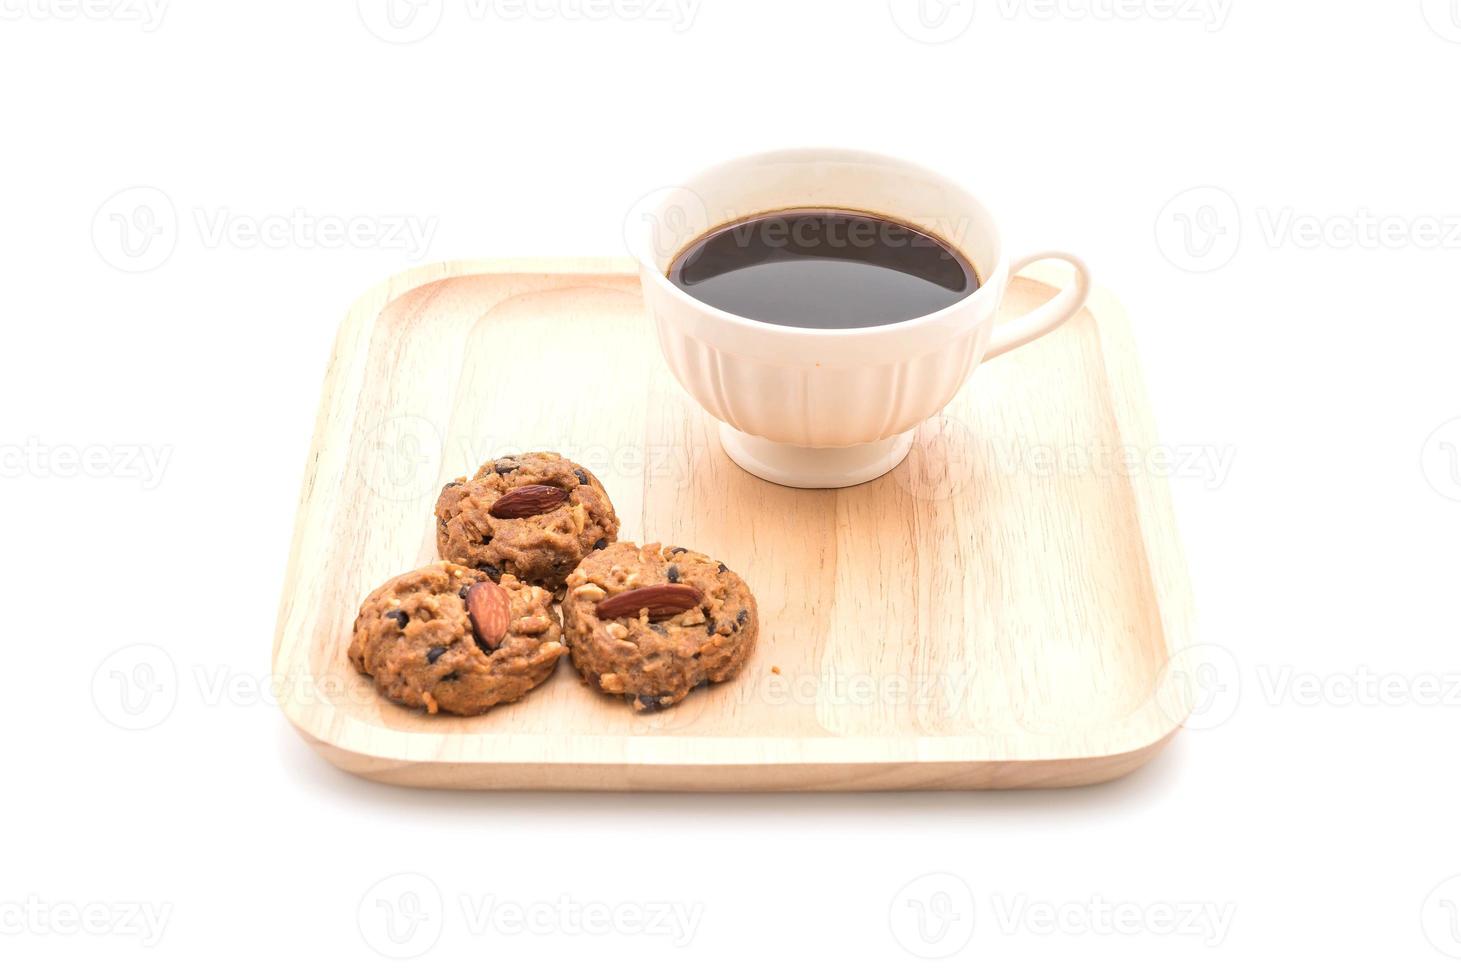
[[3, 0, 1460, 974]]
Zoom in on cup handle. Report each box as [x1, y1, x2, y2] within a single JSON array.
[[983, 252, 1092, 361]]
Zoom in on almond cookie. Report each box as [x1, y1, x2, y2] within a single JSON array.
[[347, 561, 564, 715], [435, 451, 619, 592], [561, 541, 758, 712]]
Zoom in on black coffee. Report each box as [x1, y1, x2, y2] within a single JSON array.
[[668, 208, 977, 329]]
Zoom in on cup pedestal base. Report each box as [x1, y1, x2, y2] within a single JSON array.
[[717, 423, 915, 489]]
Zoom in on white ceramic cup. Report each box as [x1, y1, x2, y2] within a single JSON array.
[[629, 147, 1091, 488]]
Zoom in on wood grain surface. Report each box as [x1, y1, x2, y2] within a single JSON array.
[[271, 257, 1197, 790]]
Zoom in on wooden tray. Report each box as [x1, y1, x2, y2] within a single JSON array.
[[272, 257, 1196, 790]]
